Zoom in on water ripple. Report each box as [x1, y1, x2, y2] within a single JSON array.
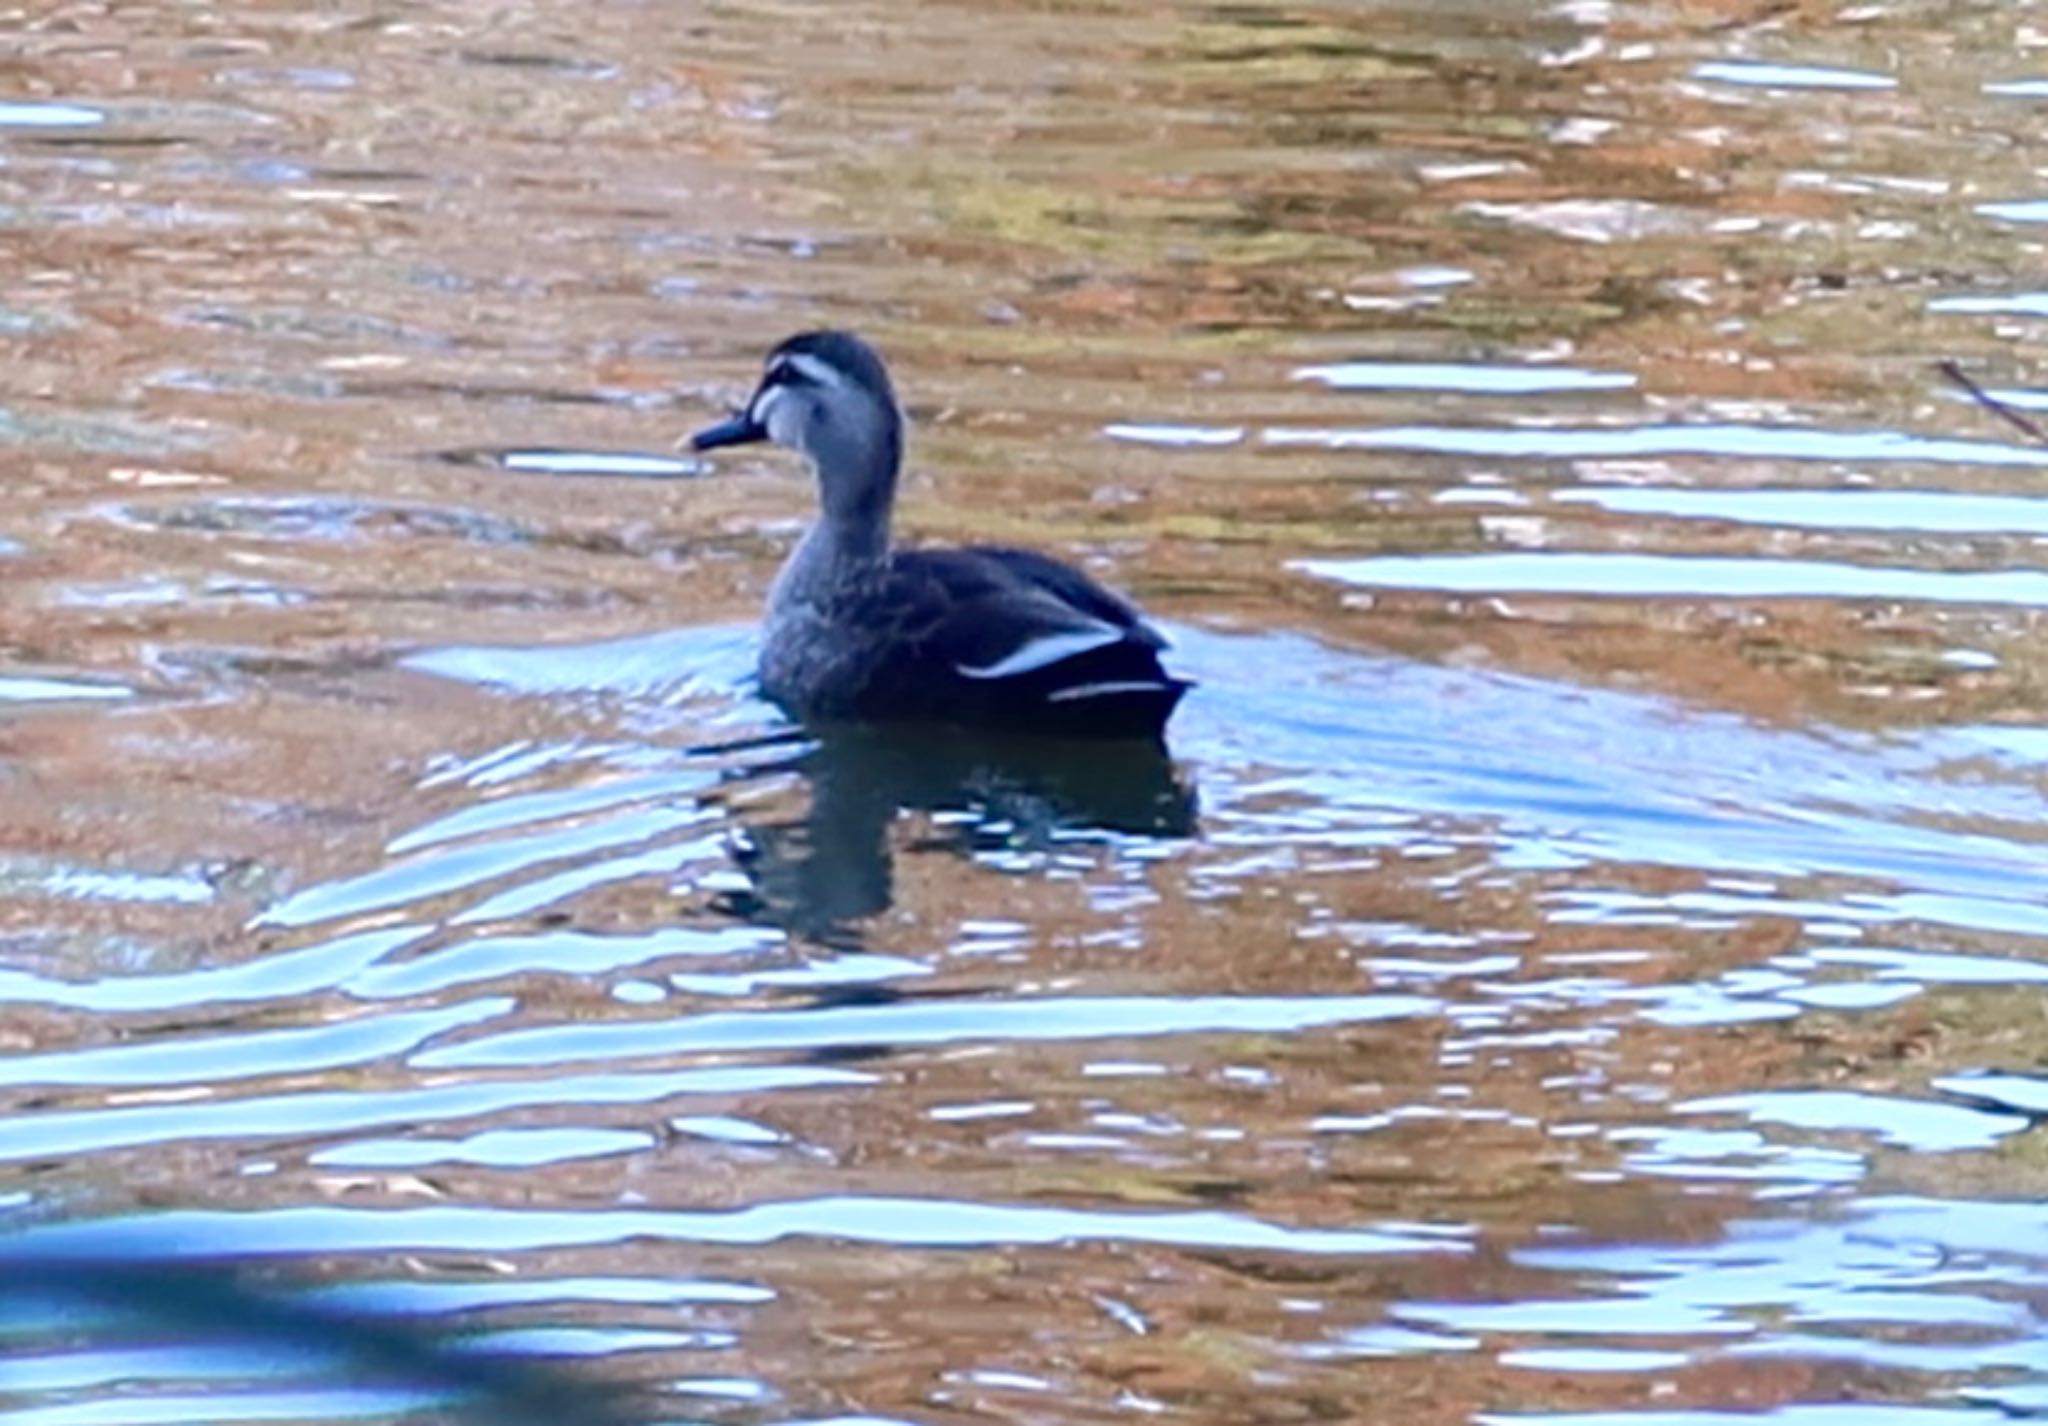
[[10, 1199, 1469, 1258], [416, 993, 1441, 1070], [1297, 552, 2048, 606], [1555, 486, 2048, 534], [1293, 362, 1636, 395], [1259, 423, 2048, 466], [0, 1064, 868, 1162], [1692, 61, 1897, 90]]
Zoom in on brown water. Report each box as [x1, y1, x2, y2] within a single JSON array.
[[7, 0, 2048, 1422]]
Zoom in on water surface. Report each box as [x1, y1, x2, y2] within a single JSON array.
[[7, 1, 2048, 1422]]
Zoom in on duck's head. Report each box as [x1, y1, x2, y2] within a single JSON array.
[[691, 331, 903, 526]]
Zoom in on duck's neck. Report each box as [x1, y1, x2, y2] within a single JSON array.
[[777, 513, 887, 599], [772, 438, 898, 606]]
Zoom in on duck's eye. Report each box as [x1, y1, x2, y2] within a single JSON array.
[[765, 360, 819, 393], [750, 360, 812, 421]]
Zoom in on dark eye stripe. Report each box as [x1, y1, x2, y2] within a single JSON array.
[[763, 356, 820, 390]]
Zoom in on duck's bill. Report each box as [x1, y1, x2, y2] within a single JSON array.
[[689, 412, 767, 451]]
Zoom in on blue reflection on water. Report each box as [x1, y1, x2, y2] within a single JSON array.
[[1555, 486, 2048, 534], [1259, 423, 2048, 466], [0, 1065, 871, 1163], [1293, 362, 1636, 394], [0, 101, 106, 127], [414, 993, 1439, 1070], [1692, 60, 1896, 89], [9, 1198, 1467, 1258], [1297, 552, 2048, 606]]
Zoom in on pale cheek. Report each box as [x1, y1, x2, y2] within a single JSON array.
[[748, 385, 784, 428], [766, 402, 806, 447], [766, 394, 825, 450]]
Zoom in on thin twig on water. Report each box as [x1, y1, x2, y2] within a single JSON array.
[[1936, 358, 2048, 448]]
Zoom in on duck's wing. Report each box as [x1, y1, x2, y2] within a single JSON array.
[[893, 549, 1151, 675], [965, 545, 1169, 650], [849, 549, 1187, 738]]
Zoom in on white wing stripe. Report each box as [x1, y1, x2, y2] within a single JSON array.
[[1046, 679, 1172, 703], [956, 626, 1123, 680]]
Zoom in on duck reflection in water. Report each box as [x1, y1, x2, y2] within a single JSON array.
[[0, 1239, 640, 1426], [714, 725, 1197, 944]]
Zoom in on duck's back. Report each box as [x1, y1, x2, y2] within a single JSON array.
[[760, 544, 1188, 741]]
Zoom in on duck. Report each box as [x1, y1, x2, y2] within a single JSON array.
[[689, 331, 1190, 742]]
